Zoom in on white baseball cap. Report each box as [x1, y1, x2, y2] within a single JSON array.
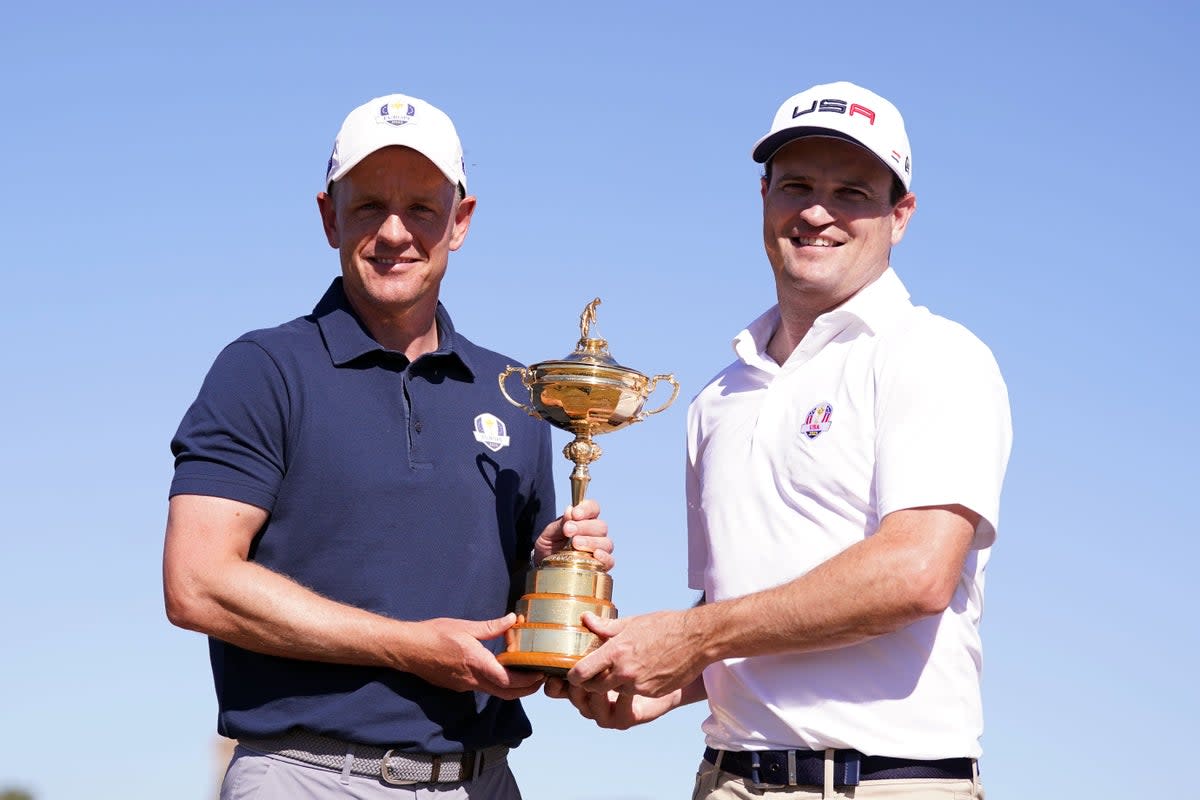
[[325, 93, 467, 193], [751, 81, 912, 191]]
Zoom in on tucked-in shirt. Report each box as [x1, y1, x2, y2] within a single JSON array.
[[687, 268, 1012, 759]]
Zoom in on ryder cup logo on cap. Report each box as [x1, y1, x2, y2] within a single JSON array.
[[751, 81, 912, 191], [325, 93, 467, 192]]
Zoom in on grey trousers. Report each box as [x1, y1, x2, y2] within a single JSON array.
[[221, 745, 524, 800]]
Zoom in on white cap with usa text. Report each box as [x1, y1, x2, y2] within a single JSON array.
[[325, 93, 467, 193], [752, 81, 912, 191]]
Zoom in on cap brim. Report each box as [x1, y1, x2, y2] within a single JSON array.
[[752, 127, 908, 191], [327, 143, 465, 194], [752, 127, 869, 164]]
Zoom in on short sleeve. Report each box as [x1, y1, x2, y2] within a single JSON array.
[[686, 411, 710, 591], [874, 318, 1012, 548], [169, 339, 290, 511]]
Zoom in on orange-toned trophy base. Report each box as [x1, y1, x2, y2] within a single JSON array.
[[496, 633, 590, 681], [498, 552, 617, 675], [497, 647, 583, 677]]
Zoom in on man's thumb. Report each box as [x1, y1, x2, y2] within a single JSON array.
[[580, 612, 624, 638], [472, 613, 517, 641]]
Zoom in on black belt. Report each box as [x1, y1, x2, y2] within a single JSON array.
[[704, 746, 974, 787]]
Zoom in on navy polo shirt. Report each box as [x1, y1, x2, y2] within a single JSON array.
[[170, 278, 556, 752]]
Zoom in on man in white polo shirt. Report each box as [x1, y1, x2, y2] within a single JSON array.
[[548, 82, 1012, 798]]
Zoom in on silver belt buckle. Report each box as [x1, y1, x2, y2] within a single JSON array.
[[379, 749, 420, 786], [747, 752, 776, 789]]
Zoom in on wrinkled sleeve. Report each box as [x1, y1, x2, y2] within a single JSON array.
[[874, 321, 1012, 548], [169, 339, 289, 512], [687, 404, 710, 591]]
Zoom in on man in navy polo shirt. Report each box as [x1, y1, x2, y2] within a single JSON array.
[[163, 93, 610, 799]]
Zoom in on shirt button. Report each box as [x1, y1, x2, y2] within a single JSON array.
[[414, 422, 423, 433]]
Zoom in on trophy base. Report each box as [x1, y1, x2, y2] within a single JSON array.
[[496, 650, 581, 676], [499, 551, 617, 676], [499, 617, 614, 676]]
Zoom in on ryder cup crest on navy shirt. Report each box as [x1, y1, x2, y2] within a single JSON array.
[[473, 412, 511, 452]]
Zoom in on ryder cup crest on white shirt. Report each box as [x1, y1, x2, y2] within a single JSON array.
[[473, 412, 510, 452], [803, 402, 833, 439], [751, 81, 912, 191], [325, 93, 467, 192]]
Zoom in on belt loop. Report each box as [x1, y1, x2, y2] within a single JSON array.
[[823, 749, 835, 799], [713, 749, 725, 771], [972, 759, 981, 797], [837, 750, 861, 786], [341, 743, 354, 785], [787, 750, 797, 785], [429, 754, 442, 783], [749, 751, 762, 786]]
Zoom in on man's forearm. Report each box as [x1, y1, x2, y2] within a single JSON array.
[[167, 556, 418, 670], [689, 506, 975, 664]]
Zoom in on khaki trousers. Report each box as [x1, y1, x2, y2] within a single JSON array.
[[691, 756, 984, 800]]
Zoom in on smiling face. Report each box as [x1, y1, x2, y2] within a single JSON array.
[[761, 136, 915, 316], [317, 145, 475, 336]]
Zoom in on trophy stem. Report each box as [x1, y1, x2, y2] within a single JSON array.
[[569, 468, 590, 507], [563, 434, 602, 508], [502, 429, 613, 674]]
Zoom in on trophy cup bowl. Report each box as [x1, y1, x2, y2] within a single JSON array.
[[496, 298, 678, 674]]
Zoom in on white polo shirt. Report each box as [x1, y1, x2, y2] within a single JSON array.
[[686, 268, 1012, 759]]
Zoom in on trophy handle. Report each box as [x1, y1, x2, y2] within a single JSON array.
[[498, 366, 537, 416], [639, 374, 680, 418]]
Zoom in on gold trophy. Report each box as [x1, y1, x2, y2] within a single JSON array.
[[497, 298, 678, 674]]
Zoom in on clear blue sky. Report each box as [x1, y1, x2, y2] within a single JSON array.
[[2, 2, 1196, 798]]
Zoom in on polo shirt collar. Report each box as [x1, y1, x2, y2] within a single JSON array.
[[732, 268, 913, 370], [313, 278, 475, 376], [833, 267, 912, 334]]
